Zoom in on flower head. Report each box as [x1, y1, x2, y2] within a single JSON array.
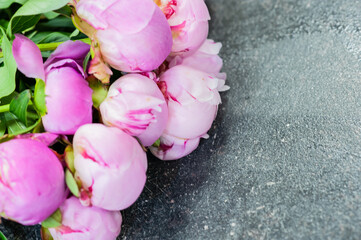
[[48, 197, 122, 240], [100, 74, 168, 146], [73, 124, 147, 210], [75, 0, 172, 73], [0, 139, 66, 225]]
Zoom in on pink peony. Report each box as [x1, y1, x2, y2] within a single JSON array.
[[150, 65, 222, 160], [75, 0, 172, 72], [12, 35, 93, 135], [100, 74, 168, 147], [48, 197, 122, 240], [73, 124, 147, 210], [155, 0, 210, 56], [0, 139, 66, 225]]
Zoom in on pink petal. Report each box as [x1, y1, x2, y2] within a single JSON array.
[[12, 34, 45, 80]]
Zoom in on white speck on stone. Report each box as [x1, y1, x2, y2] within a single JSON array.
[[204, 225, 209, 230], [256, 206, 265, 210], [266, 182, 276, 186], [230, 231, 235, 236], [231, 222, 236, 227]]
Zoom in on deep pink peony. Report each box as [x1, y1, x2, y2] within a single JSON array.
[[75, 0, 172, 72], [48, 197, 122, 240], [73, 124, 147, 210], [100, 74, 168, 146], [0, 139, 66, 225], [12, 35, 93, 135]]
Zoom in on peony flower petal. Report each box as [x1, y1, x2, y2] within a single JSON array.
[[44, 40, 90, 72], [12, 34, 45, 80]]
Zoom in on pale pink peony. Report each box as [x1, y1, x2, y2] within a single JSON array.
[[155, 0, 210, 56], [0, 139, 66, 225], [150, 65, 222, 160], [100, 74, 168, 147], [73, 124, 147, 210], [75, 0, 172, 72], [48, 197, 122, 240]]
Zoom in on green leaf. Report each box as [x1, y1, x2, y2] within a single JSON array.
[[0, 19, 9, 29], [34, 78, 46, 116], [0, 92, 18, 105], [69, 29, 80, 39], [65, 169, 80, 197], [0, 27, 17, 99], [4, 112, 26, 134], [8, 0, 70, 36], [9, 89, 31, 125], [0, 231, 7, 240], [4, 112, 40, 136], [43, 11, 59, 20], [54, 5, 72, 17], [0, 0, 27, 9], [41, 209, 62, 229], [37, 16, 74, 30], [0, 113, 6, 137], [11, 14, 40, 34], [30, 31, 70, 44]]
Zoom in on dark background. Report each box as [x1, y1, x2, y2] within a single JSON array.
[[2, 0, 361, 239]]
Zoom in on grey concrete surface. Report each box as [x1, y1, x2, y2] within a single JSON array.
[[1, 0, 361, 239]]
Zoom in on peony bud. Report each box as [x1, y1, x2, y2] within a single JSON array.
[[151, 65, 221, 160], [73, 124, 147, 210], [100, 74, 168, 147], [155, 0, 210, 56], [12, 36, 93, 135], [0, 139, 66, 225], [48, 197, 122, 240], [42, 41, 93, 135], [75, 0, 172, 73]]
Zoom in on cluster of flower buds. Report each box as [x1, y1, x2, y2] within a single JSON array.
[[0, 0, 228, 239]]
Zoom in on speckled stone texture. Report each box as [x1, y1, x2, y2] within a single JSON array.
[[2, 0, 361, 239]]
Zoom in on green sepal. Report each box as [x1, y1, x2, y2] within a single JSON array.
[[34, 78, 47, 116], [40, 227, 54, 240], [88, 77, 108, 108], [65, 145, 75, 173], [41, 209, 62, 229], [65, 169, 80, 198], [152, 139, 161, 148]]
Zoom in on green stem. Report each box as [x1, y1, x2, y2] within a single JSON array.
[[0, 38, 91, 58], [0, 104, 10, 113]]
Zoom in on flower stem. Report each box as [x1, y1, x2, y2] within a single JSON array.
[[0, 38, 91, 58], [0, 104, 10, 113]]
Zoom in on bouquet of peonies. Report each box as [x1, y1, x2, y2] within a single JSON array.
[[0, 0, 228, 239]]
